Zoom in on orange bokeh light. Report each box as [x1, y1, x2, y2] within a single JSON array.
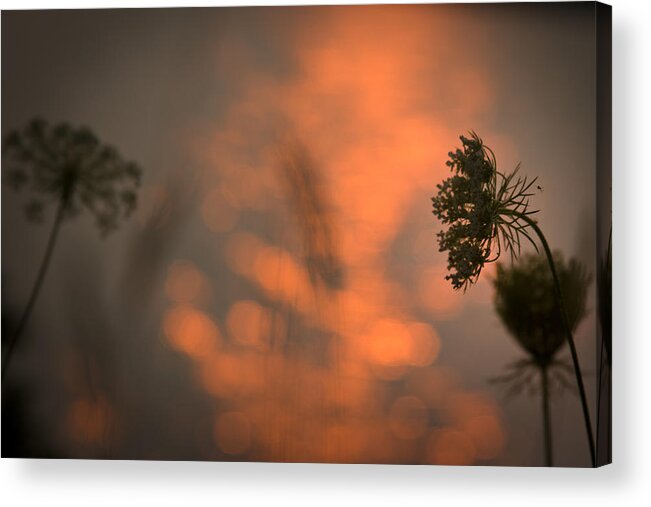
[[366, 318, 412, 367], [427, 428, 476, 466], [68, 396, 113, 446], [202, 186, 240, 233], [445, 393, 506, 461], [200, 352, 267, 399], [223, 232, 265, 277], [163, 305, 220, 360], [406, 321, 441, 367], [227, 299, 274, 350], [463, 414, 506, 461], [165, 261, 206, 304]]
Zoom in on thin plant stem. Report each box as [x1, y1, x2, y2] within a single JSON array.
[[2, 198, 66, 381], [541, 364, 553, 466], [510, 211, 596, 467]]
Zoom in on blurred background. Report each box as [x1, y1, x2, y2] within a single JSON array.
[[2, 3, 599, 466]]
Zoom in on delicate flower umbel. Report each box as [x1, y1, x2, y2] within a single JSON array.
[[2, 118, 141, 235], [2, 117, 143, 381], [431, 132, 539, 290]]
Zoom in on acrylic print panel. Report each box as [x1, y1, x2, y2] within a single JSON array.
[[1, 2, 611, 467]]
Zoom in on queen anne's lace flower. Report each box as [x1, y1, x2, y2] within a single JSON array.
[[3, 118, 141, 234], [432, 132, 538, 290], [493, 252, 590, 368], [431, 132, 597, 467]]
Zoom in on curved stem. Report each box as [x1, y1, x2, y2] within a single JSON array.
[[2, 199, 66, 381], [515, 212, 596, 467], [541, 365, 553, 466]]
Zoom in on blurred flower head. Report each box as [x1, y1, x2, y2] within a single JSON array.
[[491, 252, 591, 395], [2, 118, 141, 234], [431, 132, 538, 290], [493, 252, 591, 365]]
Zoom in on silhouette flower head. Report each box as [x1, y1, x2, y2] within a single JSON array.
[[431, 132, 539, 290], [3, 118, 141, 234], [1, 117, 143, 382]]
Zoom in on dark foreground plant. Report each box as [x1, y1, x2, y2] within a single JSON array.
[[431, 132, 596, 466], [492, 253, 591, 466], [596, 228, 612, 463], [2, 118, 141, 379]]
